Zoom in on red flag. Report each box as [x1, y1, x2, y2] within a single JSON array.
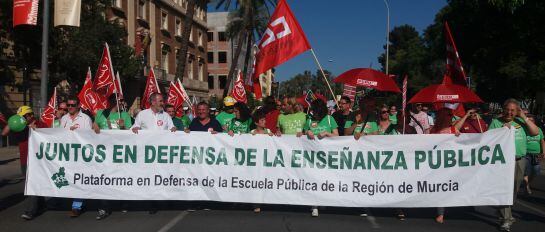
[[142, 68, 161, 109], [13, 0, 39, 27], [79, 68, 106, 114], [444, 22, 467, 86], [94, 43, 116, 98], [231, 70, 247, 103], [252, 0, 311, 79], [41, 88, 57, 127], [167, 81, 185, 117], [176, 79, 192, 105]]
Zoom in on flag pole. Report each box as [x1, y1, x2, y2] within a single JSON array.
[[105, 43, 122, 118], [309, 49, 338, 108], [40, 0, 51, 109]]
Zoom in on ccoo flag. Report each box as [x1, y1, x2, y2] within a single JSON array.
[[231, 70, 247, 104], [252, 0, 311, 79]]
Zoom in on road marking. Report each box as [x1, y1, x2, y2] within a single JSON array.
[[517, 200, 545, 217], [157, 211, 189, 232], [366, 215, 381, 229]]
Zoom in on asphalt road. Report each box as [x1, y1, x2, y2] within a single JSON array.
[[1, 147, 544, 232]]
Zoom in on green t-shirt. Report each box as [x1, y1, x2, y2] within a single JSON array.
[[345, 120, 379, 135], [94, 110, 133, 130], [278, 112, 307, 135], [378, 124, 398, 135], [181, 115, 191, 128], [304, 115, 338, 135], [489, 118, 528, 157], [389, 114, 398, 125], [172, 117, 185, 131], [215, 111, 235, 127], [53, 119, 61, 128], [226, 118, 252, 134], [526, 128, 543, 154]]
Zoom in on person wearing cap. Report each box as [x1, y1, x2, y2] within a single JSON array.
[[489, 98, 540, 232], [216, 96, 236, 130], [1, 106, 47, 220]]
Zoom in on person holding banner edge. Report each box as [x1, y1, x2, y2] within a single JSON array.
[[488, 98, 539, 232]]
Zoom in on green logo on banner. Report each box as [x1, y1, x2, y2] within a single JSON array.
[[51, 167, 69, 189]]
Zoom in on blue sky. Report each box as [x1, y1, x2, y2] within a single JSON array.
[[210, 0, 447, 82]]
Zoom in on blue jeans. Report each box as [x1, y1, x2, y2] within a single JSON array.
[[524, 154, 541, 177], [72, 199, 84, 210]]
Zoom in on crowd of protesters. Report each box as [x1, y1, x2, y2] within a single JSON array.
[[1, 93, 544, 232]]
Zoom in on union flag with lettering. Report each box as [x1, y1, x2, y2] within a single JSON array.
[[252, 0, 311, 79]]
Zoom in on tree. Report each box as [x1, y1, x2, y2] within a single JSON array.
[[47, 1, 139, 97], [279, 69, 341, 98], [174, 0, 198, 82], [216, 0, 276, 97]]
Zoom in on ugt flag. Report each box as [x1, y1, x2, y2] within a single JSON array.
[[94, 43, 116, 98], [142, 68, 161, 109], [40, 88, 57, 127], [252, 0, 311, 79], [79, 68, 106, 114], [232, 70, 247, 104], [167, 81, 184, 117], [444, 21, 467, 86]]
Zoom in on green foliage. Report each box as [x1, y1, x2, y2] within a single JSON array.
[[278, 69, 341, 99], [49, 0, 139, 88]]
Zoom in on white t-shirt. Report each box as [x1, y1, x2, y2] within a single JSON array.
[[60, 111, 93, 130], [409, 111, 431, 134], [131, 108, 174, 130]]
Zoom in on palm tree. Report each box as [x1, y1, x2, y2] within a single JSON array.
[[216, 0, 276, 97], [175, 0, 198, 82]]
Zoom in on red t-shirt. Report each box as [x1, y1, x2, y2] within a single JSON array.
[[265, 110, 280, 134], [460, 118, 488, 133]]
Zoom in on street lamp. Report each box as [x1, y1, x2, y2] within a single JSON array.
[[382, 0, 390, 75]]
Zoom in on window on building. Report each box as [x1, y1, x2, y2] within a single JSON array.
[[198, 31, 203, 46], [161, 44, 170, 73], [188, 60, 193, 79], [189, 27, 193, 42], [161, 12, 168, 30], [208, 75, 214, 89], [176, 18, 182, 36], [207, 52, 214, 63], [138, 0, 146, 19], [207, 32, 213, 42], [219, 75, 227, 89], [218, 51, 227, 63], [218, 32, 227, 41], [198, 62, 204, 81]]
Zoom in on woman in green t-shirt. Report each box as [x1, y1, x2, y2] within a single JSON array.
[[303, 99, 338, 217], [377, 106, 398, 135], [227, 102, 252, 136], [304, 99, 339, 140]]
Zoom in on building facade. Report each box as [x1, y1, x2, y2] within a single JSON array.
[[108, 0, 209, 101], [206, 12, 232, 98]]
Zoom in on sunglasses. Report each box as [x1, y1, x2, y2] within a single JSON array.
[[381, 111, 389, 114], [67, 104, 77, 107]]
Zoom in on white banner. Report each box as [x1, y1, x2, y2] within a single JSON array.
[[26, 128, 515, 208], [54, 0, 81, 27]]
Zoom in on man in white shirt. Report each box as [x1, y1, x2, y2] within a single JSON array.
[[60, 97, 93, 131], [60, 96, 93, 218], [131, 93, 176, 133]]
